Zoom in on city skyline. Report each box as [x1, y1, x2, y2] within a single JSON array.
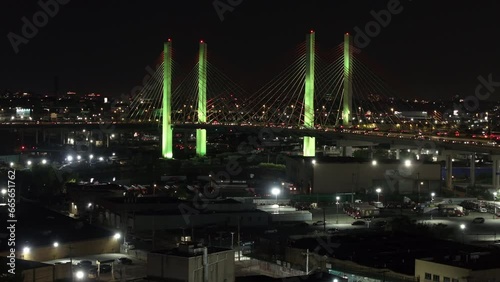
[[1, 1, 500, 99]]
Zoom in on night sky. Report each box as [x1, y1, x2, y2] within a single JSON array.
[[1, 0, 499, 99]]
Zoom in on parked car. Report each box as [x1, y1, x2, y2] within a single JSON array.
[[78, 260, 92, 267], [472, 217, 485, 223], [116, 257, 133, 265], [327, 228, 339, 234]]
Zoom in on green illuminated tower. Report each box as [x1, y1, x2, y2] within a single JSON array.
[[196, 40, 207, 157], [342, 33, 352, 127], [162, 40, 173, 159], [303, 31, 316, 157]]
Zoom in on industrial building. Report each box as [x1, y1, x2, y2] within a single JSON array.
[[0, 257, 71, 282], [0, 204, 120, 262], [96, 196, 272, 233], [415, 253, 500, 282], [286, 156, 441, 196], [147, 243, 234, 282]]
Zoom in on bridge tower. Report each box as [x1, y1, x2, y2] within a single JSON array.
[[303, 30, 316, 157], [162, 39, 173, 159], [196, 40, 207, 157], [342, 33, 353, 127]]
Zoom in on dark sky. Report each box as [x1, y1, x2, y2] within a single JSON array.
[[1, 0, 499, 99]]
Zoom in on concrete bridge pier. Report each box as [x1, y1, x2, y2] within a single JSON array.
[[395, 149, 400, 160], [60, 130, 65, 145], [445, 154, 453, 190], [470, 154, 476, 187], [342, 146, 353, 157], [35, 129, 39, 145], [492, 155, 500, 190], [20, 129, 25, 145]]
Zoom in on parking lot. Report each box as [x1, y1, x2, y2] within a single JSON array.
[[43, 253, 146, 281], [307, 206, 500, 242]]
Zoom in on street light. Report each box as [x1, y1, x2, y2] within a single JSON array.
[[311, 159, 316, 165], [1, 188, 6, 195], [431, 192, 435, 202], [75, 270, 85, 280], [372, 160, 377, 166], [404, 159, 411, 167], [494, 192, 498, 201], [376, 188, 382, 202], [53, 242, 59, 247], [114, 232, 121, 240], [336, 196, 340, 224], [460, 224, 466, 244], [271, 188, 280, 204]]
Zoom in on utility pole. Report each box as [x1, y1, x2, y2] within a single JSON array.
[[323, 207, 326, 232], [69, 245, 74, 282], [306, 249, 309, 273], [237, 218, 241, 261]]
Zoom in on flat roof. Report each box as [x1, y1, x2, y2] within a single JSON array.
[[103, 196, 188, 204], [102, 196, 252, 207], [151, 246, 232, 258], [134, 208, 267, 216], [236, 273, 339, 282], [0, 204, 115, 251], [419, 252, 500, 270]]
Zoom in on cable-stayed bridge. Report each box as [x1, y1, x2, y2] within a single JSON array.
[[125, 32, 428, 157], [116, 32, 500, 160]]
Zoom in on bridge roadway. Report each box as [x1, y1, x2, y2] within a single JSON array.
[[2, 121, 500, 155]]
